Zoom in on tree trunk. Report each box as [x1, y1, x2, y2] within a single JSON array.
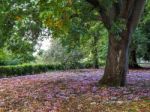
[[92, 35, 99, 69], [129, 48, 141, 68], [93, 53, 99, 69], [99, 31, 131, 86], [86, 0, 146, 87]]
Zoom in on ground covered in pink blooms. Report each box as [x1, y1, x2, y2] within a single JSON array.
[[0, 69, 150, 112]]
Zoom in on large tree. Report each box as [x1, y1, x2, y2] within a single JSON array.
[[87, 0, 146, 86]]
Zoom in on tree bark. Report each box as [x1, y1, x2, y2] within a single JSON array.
[[129, 48, 141, 68], [99, 31, 131, 86]]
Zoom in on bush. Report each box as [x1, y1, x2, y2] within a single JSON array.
[[0, 63, 100, 78], [0, 64, 64, 77]]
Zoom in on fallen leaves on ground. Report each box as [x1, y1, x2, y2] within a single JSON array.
[[0, 69, 150, 112]]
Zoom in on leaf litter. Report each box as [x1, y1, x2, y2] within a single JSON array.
[[0, 69, 149, 112]]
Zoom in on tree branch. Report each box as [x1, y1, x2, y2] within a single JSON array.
[[128, 0, 146, 32]]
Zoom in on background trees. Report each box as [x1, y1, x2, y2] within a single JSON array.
[[129, 1, 150, 68]]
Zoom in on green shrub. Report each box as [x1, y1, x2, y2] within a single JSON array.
[[0, 64, 64, 77], [0, 63, 99, 78]]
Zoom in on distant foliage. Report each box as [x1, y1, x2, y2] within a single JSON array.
[[39, 37, 107, 69], [39, 39, 84, 68]]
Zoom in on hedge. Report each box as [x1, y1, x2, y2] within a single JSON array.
[[0, 63, 102, 78], [0, 64, 64, 77]]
